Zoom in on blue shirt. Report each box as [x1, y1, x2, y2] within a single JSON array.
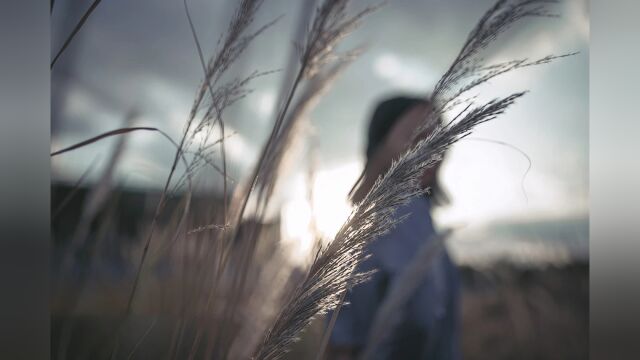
[[329, 196, 461, 360]]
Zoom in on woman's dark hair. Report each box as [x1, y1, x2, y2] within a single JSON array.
[[365, 95, 449, 206]]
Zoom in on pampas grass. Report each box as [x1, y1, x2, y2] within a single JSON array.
[[50, 0, 575, 359]]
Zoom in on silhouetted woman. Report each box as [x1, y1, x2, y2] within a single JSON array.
[[328, 96, 461, 360]]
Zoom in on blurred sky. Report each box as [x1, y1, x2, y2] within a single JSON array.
[[51, 0, 589, 249]]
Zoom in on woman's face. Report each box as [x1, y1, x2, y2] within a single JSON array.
[[420, 158, 441, 189], [380, 101, 443, 189], [405, 104, 442, 189]]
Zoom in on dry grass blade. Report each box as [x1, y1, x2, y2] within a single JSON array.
[[51, 0, 103, 69], [51, 126, 174, 157], [464, 136, 533, 201]]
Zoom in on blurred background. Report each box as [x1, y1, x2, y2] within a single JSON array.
[[51, 0, 588, 359]]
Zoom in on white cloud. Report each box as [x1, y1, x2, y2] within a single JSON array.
[[253, 90, 277, 118], [434, 140, 587, 227], [372, 52, 438, 91]]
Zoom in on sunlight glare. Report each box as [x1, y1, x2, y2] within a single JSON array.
[[280, 160, 362, 264]]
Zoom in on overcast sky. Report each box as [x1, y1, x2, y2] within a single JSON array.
[[51, 0, 589, 230]]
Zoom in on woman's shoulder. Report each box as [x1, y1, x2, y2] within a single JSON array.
[[395, 195, 433, 228], [367, 195, 436, 273]]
